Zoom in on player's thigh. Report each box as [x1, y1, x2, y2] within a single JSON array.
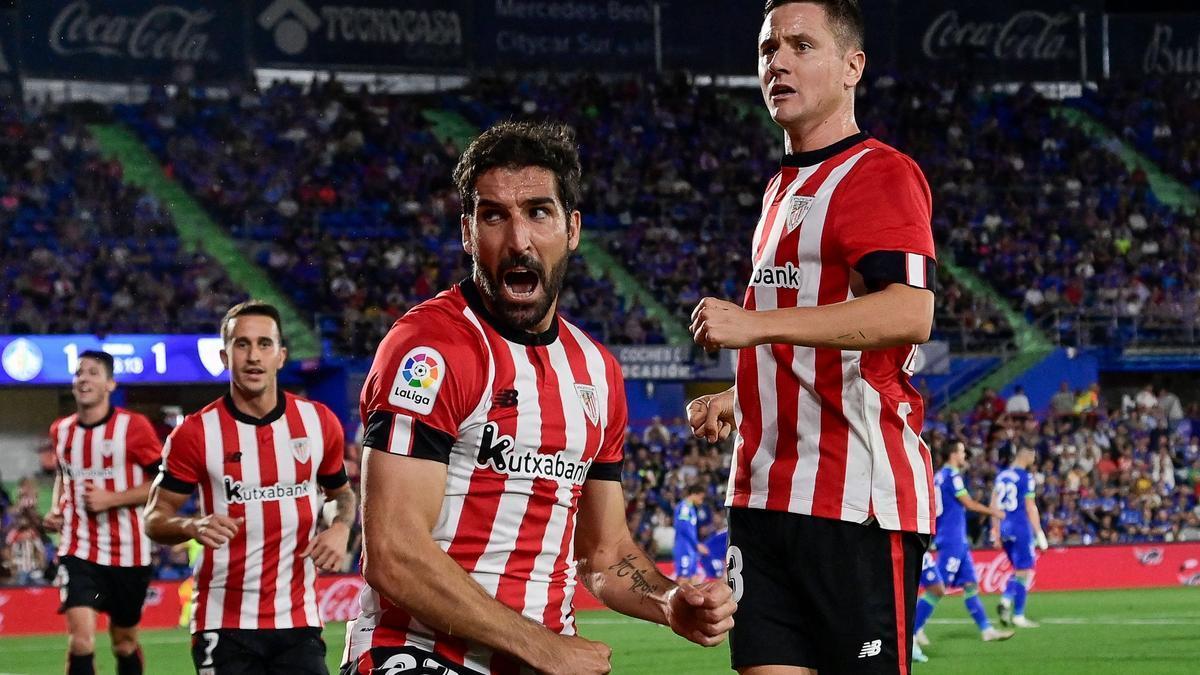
[[788, 519, 925, 674], [106, 565, 153, 629], [267, 628, 328, 675], [192, 629, 262, 675], [1005, 538, 1036, 570], [739, 666, 817, 675], [936, 549, 969, 587], [726, 508, 816, 670], [64, 606, 97, 640]]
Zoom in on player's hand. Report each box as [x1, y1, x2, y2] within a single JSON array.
[[686, 389, 735, 443], [189, 514, 243, 548], [690, 298, 764, 351], [83, 484, 122, 513], [989, 507, 1007, 519], [529, 633, 612, 675], [302, 522, 350, 572], [1035, 531, 1049, 551], [698, 543, 710, 556], [664, 580, 736, 647], [43, 510, 64, 531]]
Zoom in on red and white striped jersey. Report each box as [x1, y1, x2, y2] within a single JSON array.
[[51, 407, 162, 567], [729, 132, 938, 534], [157, 392, 347, 632], [346, 280, 627, 675]]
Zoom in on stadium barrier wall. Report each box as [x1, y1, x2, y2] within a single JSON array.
[[2, 543, 1198, 636]]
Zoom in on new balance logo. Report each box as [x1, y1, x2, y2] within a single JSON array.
[[858, 639, 882, 658], [493, 389, 519, 408]]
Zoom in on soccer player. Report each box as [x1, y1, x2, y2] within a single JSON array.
[[992, 447, 1049, 629], [144, 301, 356, 674], [912, 442, 1012, 647], [344, 121, 736, 675], [702, 511, 730, 580], [911, 552, 942, 663], [43, 350, 163, 675], [674, 485, 709, 583], [687, 1, 938, 672]]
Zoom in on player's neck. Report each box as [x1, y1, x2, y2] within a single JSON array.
[[782, 107, 860, 154], [76, 400, 112, 426], [229, 383, 279, 419]]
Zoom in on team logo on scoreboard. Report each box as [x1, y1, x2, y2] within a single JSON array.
[[786, 195, 815, 233], [291, 438, 311, 463], [196, 337, 226, 377], [575, 384, 600, 426], [389, 347, 446, 416], [2, 338, 43, 382]]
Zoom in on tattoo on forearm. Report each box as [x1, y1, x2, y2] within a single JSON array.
[[608, 554, 661, 602], [837, 331, 868, 341], [332, 489, 357, 527]]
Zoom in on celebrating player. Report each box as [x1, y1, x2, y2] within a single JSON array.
[[44, 350, 163, 675], [673, 485, 710, 583], [992, 446, 1049, 629], [144, 301, 356, 674], [686, 1, 939, 671], [344, 121, 736, 675], [912, 442, 1013, 649]]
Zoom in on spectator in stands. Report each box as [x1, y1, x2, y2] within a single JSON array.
[[1006, 385, 1031, 417]]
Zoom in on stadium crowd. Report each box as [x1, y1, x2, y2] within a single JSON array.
[[0, 103, 243, 336]]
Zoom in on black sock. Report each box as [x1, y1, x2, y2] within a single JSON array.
[[115, 647, 144, 675], [67, 652, 94, 675]]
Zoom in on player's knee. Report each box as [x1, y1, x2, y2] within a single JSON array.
[[928, 585, 944, 599], [68, 633, 95, 655], [963, 582, 979, 596], [111, 636, 139, 656]]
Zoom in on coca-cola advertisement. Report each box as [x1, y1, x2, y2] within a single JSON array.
[[890, 0, 1104, 81], [20, 0, 246, 83]]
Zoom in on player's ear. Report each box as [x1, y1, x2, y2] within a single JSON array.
[[105, 378, 117, 394], [567, 210, 581, 252], [461, 213, 475, 255], [843, 49, 865, 89], [219, 348, 229, 370], [277, 345, 288, 368]]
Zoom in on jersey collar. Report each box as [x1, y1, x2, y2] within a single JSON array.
[[460, 278, 560, 347], [781, 131, 870, 167], [76, 405, 115, 429], [223, 392, 286, 426]]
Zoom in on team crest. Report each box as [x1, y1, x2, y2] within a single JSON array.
[[291, 438, 311, 463], [99, 440, 115, 456], [575, 384, 600, 426], [786, 195, 815, 233]]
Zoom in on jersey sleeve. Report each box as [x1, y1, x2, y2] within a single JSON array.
[[951, 472, 967, 498], [587, 351, 627, 482], [1024, 473, 1037, 499], [359, 307, 486, 464], [157, 419, 205, 495], [832, 150, 937, 293], [316, 404, 349, 491], [126, 414, 164, 471]]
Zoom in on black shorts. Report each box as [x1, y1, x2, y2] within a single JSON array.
[[340, 646, 486, 675], [191, 627, 327, 675], [727, 508, 928, 674], [56, 555, 153, 628]]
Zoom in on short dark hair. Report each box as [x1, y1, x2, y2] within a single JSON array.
[[78, 350, 114, 378], [453, 121, 582, 216], [763, 0, 864, 51], [220, 300, 284, 345], [686, 484, 706, 497]]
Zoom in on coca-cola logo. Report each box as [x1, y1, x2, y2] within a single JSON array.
[[1134, 547, 1164, 566], [318, 577, 366, 622], [922, 10, 1075, 62], [975, 553, 1038, 594], [1180, 559, 1200, 586], [1141, 24, 1200, 76], [47, 0, 216, 63]]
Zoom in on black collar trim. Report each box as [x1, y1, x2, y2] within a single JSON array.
[[782, 131, 870, 167], [460, 278, 559, 347], [223, 392, 286, 426], [77, 405, 115, 430]]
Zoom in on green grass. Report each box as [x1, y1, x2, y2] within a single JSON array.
[[1, 588, 1196, 673]]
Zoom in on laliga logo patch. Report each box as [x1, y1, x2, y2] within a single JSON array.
[[388, 347, 446, 416], [786, 195, 814, 233]]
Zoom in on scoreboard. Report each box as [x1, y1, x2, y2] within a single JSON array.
[[0, 334, 228, 385]]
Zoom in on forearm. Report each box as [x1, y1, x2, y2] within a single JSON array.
[[365, 538, 555, 665], [112, 481, 154, 508], [754, 286, 932, 350], [964, 497, 994, 516], [328, 487, 357, 528], [145, 509, 197, 546], [579, 538, 675, 626]]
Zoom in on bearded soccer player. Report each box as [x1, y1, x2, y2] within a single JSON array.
[[344, 121, 736, 675], [687, 1, 938, 672], [145, 301, 356, 675], [45, 350, 163, 675]]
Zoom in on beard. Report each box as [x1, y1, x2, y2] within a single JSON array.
[[473, 249, 569, 332]]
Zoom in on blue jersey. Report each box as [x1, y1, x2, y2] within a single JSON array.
[[674, 501, 700, 554], [995, 467, 1035, 539], [702, 528, 729, 579], [933, 466, 970, 549]]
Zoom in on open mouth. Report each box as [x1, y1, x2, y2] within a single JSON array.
[[502, 268, 541, 299], [770, 83, 796, 100], [243, 368, 266, 376]]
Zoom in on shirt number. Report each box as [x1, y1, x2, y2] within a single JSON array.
[[726, 546, 745, 604]]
